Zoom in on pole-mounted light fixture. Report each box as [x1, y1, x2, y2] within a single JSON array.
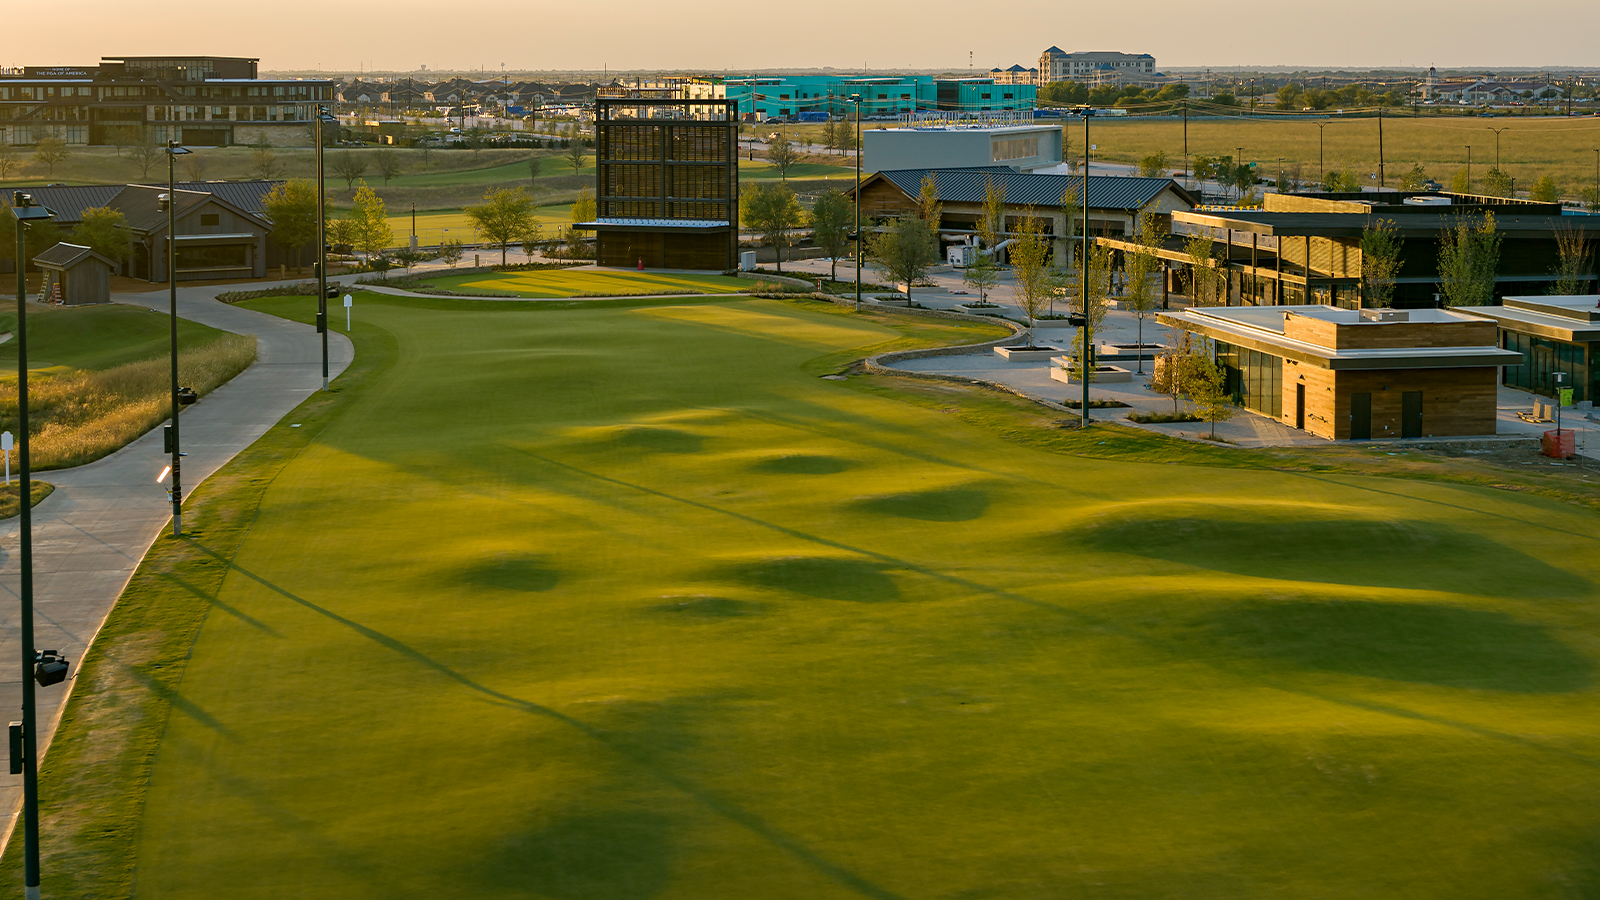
[[165, 140, 191, 538]]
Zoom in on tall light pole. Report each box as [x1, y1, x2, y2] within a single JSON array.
[[12, 190, 66, 900], [1487, 126, 1509, 171], [1314, 121, 1335, 189], [1466, 145, 1473, 193], [851, 94, 862, 311], [1593, 149, 1598, 216], [315, 106, 337, 391], [1081, 110, 1092, 427], [163, 140, 191, 537]]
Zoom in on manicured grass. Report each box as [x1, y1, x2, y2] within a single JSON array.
[[18, 293, 1600, 898], [0, 304, 233, 375], [0, 479, 55, 519], [417, 269, 754, 298], [386, 157, 592, 187], [379, 204, 573, 250], [739, 160, 858, 181]]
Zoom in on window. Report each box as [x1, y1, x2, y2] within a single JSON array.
[[1217, 343, 1283, 417], [200, 213, 221, 226], [176, 245, 248, 269]]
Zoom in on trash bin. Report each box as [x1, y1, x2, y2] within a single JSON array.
[[1542, 429, 1574, 459]]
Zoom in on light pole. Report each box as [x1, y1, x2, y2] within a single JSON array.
[[851, 94, 862, 311], [12, 190, 69, 900], [1465, 145, 1473, 193], [315, 106, 338, 391], [1081, 110, 1092, 427], [1487, 126, 1509, 172], [1314, 122, 1335, 189], [163, 140, 191, 537]]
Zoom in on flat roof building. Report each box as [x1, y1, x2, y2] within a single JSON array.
[[0, 56, 335, 147], [1459, 294, 1600, 404], [684, 76, 1036, 120], [1160, 304, 1519, 440], [863, 118, 1062, 173]]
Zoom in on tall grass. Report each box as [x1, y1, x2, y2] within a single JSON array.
[[0, 335, 257, 470]]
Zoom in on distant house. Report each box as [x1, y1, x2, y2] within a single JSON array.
[[32, 243, 115, 305]]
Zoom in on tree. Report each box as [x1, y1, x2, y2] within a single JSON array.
[[1360, 217, 1404, 308], [347, 181, 393, 260], [1399, 163, 1431, 191], [976, 177, 1006, 259], [332, 151, 368, 190], [1057, 186, 1080, 277], [1529, 174, 1561, 203], [1068, 239, 1114, 380], [127, 129, 162, 180], [374, 149, 402, 185], [1009, 210, 1055, 345], [1550, 223, 1594, 296], [1481, 167, 1514, 199], [917, 172, 942, 227], [250, 136, 284, 180], [867, 214, 937, 305], [391, 247, 426, 274], [466, 186, 538, 265], [1323, 168, 1362, 193], [1123, 212, 1164, 374], [1584, 185, 1600, 213], [962, 251, 1000, 305], [740, 182, 805, 273], [570, 186, 596, 223], [0, 145, 18, 181], [527, 155, 542, 184], [70, 206, 131, 264], [184, 152, 208, 182], [1137, 150, 1169, 178], [107, 124, 135, 158], [1181, 232, 1224, 306], [262, 179, 319, 272], [439, 238, 464, 267], [1154, 328, 1197, 415], [521, 223, 545, 258], [34, 136, 69, 177], [1437, 211, 1502, 307], [765, 132, 799, 180], [564, 140, 586, 174], [810, 188, 852, 280], [1185, 345, 1236, 438], [1451, 168, 1472, 194]]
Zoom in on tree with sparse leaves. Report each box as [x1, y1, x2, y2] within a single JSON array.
[[810, 188, 852, 280], [765, 132, 799, 179], [867, 214, 938, 305], [1399, 163, 1431, 191], [34, 136, 69, 177], [347, 182, 393, 260], [1009, 210, 1056, 345], [127, 129, 163, 180], [1185, 344, 1236, 438], [1123, 212, 1164, 373], [1550, 222, 1594, 296], [1437, 211, 1502, 307], [466, 186, 538, 265], [375, 149, 402, 185], [741, 182, 806, 273], [1181, 232, 1224, 306], [564, 141, 586, 174], [0, 145, 18, 181], [1360, 217, 1404, 308], [250, 137, 284, 180], [332, 151, 368, 190], [439, 238, 464, 267], [976, 177, 1006, 260], [962, 251, 1000, 305]]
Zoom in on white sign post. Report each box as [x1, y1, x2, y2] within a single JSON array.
[[344, 294, 353, 332], [2, 431, 12, 486]]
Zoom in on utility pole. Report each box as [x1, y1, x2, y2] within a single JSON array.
[[1466, 145, 1473, 193], [1081, 111, 1091, 428], [1182, 100, 1188, 189], [1378, 106, 1385, 188]]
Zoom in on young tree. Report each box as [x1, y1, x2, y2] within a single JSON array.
[[917, 172, 942, 227], [1323, 168, 1362, 193], [184, 152, 208, 182], [34, 136, 70, 177], [1185, 345, 1236, 438], [439, 238, 464, 267], [570, 186, 596, 223], [1066, 239, 1115, 381], [564, 140, 586, 174], [976, 177, 1006, 259], [70, 206, 131, 264], [520, 223, 545, 259], [1181, 232, 1224, 306], [261, 179, 319, 272], [1550, 222, 1594, 296], [466, 186, 537, 265], [1009, 210, 1055, 345], [126, 129, 162, 180], [1529, 174, 1561, 203], [391, 247, 425, 274], [347, 181, 393, 260], [765, 132, 799, 179], [740, 182, 805, 273], [810, 188, 852, 281], [867, 214, 938, 305], [332, 151, 368, 190], [1481, 167, 1514, 198], [1360, 217, 1404, 308], [0, 145, 18, 181], [1153, 328, 1197, 415], [527, 155, 542, 184], [1123, 212, 1164, 374], [1399, 162, 1431, 191], [107, 124, 135, 158], [1137, 150, 1169, 178], [250, 136, 284, 180], [1058, 186, 1080, 276], [374, 149, 403, 185], [1437, 211, 1502, 307], [1451, 168, 1472, 194], [962, 251, 1000, 305]]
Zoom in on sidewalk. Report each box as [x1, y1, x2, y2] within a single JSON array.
[[0, 278, 358, 850]]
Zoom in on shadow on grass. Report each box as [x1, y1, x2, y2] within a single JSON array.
[[1194, 599, 1594, 693], [750, 454, 856, 475], [184, 541, 905, 900], [715, 556, 900, 602], [649, 596, 764, 618], [489, 811, 673, 899], [587, 426, 705, 455], [854, 487, 991, 522], [453, 554, 561, 593], [1075, 511, 1591, 599]]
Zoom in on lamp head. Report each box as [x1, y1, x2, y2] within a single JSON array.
[[9, 193, 54, 221], [167, 140, 191, 156]]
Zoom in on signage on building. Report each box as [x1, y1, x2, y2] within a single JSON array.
[[24, 67, 93, 78]]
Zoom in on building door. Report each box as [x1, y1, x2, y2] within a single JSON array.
[[1350, 392, 1372, 440], [1534, 345, 1554, 395], [1295, 383, 1305, 430], [1402, 391, 1424, 438]]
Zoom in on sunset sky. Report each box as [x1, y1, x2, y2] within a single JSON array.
[[6, 0, 1598, 73]]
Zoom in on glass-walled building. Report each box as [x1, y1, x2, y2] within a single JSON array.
[[1459, 295, 1600, 403], [0, 56, 335, 147]]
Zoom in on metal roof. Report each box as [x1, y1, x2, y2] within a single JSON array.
[[1175, 208, 1600, 238], [168, 180, 280, 215], [874, 168, 1195, 212], [31, 242, 114, 270], [8, 185, 122, 224]]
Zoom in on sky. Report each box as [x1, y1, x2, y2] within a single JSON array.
[[7, 0, 1599, 74]]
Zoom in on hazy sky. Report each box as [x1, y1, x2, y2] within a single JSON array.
[[7, 0, 1599, 73]]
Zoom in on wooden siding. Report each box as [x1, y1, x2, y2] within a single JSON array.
[[1283, 362, 1498, 440]]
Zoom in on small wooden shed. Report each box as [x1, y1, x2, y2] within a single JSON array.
[[32, 243, 115, 306]]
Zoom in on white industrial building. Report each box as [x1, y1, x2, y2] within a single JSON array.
[[863, 119, 1063, 174]]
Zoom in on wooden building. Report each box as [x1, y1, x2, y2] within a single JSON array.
[[1160, 305, 1519, 440], [32, 243, 114, 306], [571, 98, 739, 271]]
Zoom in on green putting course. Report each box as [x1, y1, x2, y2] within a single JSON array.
[[23, 294, 1600, 898], [417, 269, 754, 298]]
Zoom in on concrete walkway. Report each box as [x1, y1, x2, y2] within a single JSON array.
[[0, 279, 357, 849]]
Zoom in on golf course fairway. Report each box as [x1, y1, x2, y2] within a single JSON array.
[[29, 295, 1600, 898]]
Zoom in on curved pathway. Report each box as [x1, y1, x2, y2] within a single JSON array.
[[0, 279, 357, 848]]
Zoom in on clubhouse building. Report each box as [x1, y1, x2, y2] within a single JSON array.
[[1159, 305, 1518, 440]]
